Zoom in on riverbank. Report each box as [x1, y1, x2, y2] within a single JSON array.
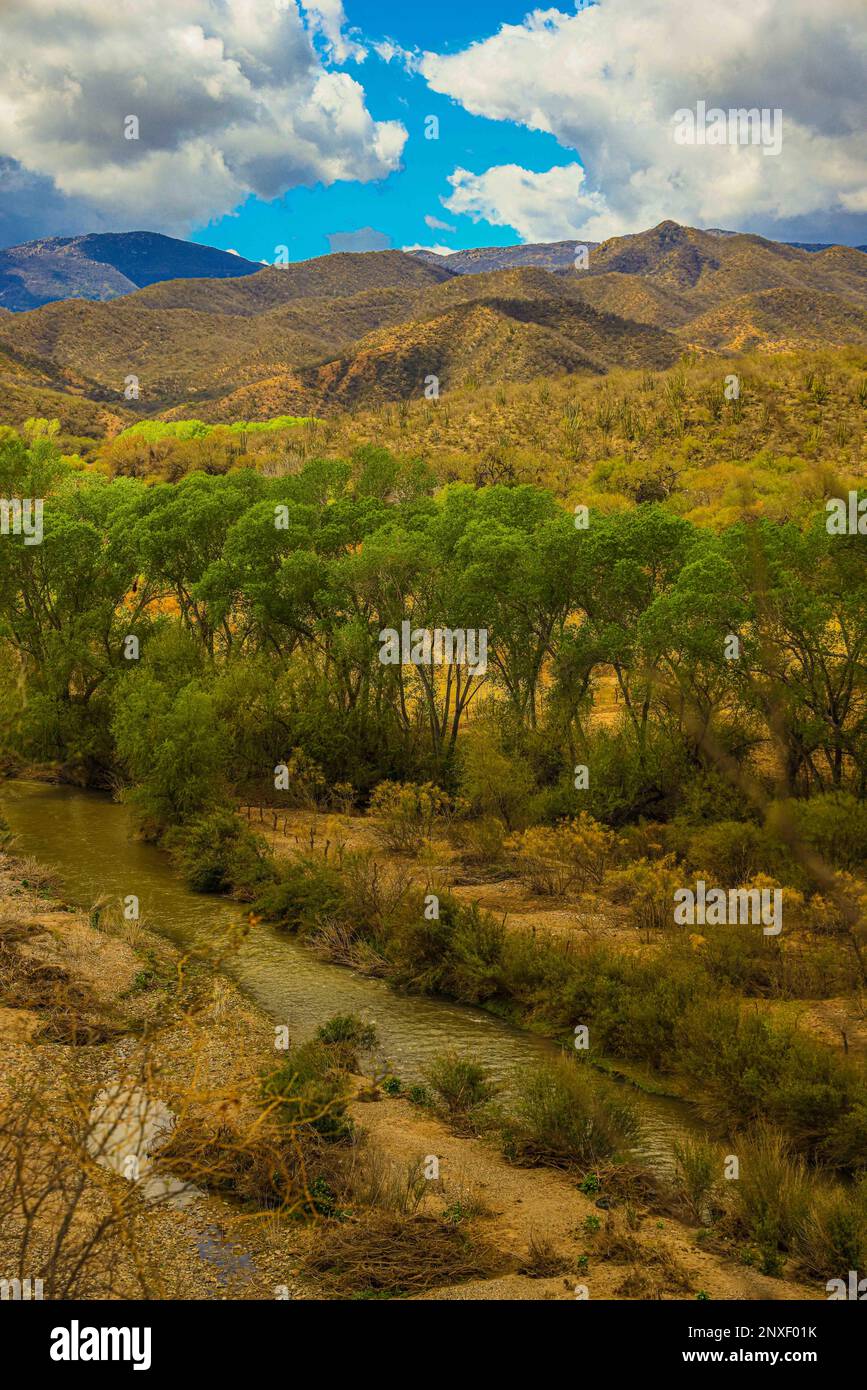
[[0, 838, 825, 1301], [0, 844, 314, 1299]]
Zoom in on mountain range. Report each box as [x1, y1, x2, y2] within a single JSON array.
[[0, 221, 865, 434], [0, 232, 262, 313]]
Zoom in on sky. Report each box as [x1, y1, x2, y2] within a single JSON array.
[[0, 0, 865, 258]]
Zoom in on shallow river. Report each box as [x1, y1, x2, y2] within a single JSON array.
[[1, 779, 697, 1171]]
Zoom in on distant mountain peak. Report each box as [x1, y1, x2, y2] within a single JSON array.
[[0, 231, 263, 311]]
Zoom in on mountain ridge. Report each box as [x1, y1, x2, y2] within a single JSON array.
[[1, 221, 865, 433], [0, 231, 264, 312]]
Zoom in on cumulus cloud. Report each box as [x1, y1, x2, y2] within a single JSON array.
[[420, 0, 867, 242], [302, 0, 366, 64], [444, 164, 607, 243], [0, 0, 406, 238]]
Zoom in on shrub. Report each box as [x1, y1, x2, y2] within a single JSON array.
[[795, 1181, 867, 1278], [253, 856, 345, 931], [675, 1001, 867, 1165], [262, 1039, 353, 1142], [314, 1014, 379, 1070], [316, 1014, 379, 1051], [778, 793, 867, 874], [166, 809, 272, 896], [368, 781, 454, 854], [457, 728, 535, 830], [608, 855, 682, 933], [447, 814, 509, 867], [500, 1057, 637, 1168], [727, 1124, 811, 1274], [686, 820, 769, 886], [422, 1052, 496, 1126], [506, 814, 614, 896], [671, 1135, 723, 1224], [389, 895, 505, 1003], [303, 1211, 508, 1297], [582, 953, 703, 1070], [275, 747, 327, 809]]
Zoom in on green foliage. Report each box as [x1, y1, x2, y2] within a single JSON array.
[[795, 1180, 867, 1277], [165, 808, 271, 895], [252, 857, 346, 932], [314, 1014, 379, 1068], [727, 1124, 811, 1274], [457, 725, 535, 830], [262, 1039, 353, 1142], [500, 1057, 637, 1168], [112, 673, 227, 833], [777, 794, 867, 874], [422, 1051, 496, 1124]]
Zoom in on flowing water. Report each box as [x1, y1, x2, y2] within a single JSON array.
[[1, 779, 698, 1171]]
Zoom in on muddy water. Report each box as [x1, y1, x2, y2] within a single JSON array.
[[1, 779, 698, 1171]]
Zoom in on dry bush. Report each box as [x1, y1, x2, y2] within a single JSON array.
[[506, 816, 614, 897], [519, 1231, 570, 1277], [0, 1063, 158, 1299], [334, 1140, 428, 1217], [155, 1110, 310, 1212], [0, 936, 124, 1043], [304, 1211, 509, 1297], [614, 1259, 694, 1299], [595, 1213, 695, 1298], [308, 918, 390, 975]]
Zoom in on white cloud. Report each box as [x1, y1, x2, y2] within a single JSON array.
[[444, 164, 610, 243], [420, 0, 867, 242], [301, 0, 365, 64], [402, 243, 454, 256], [424, 213, 456, 232], [0, 0, 406, 236], [374, 39, 422, 73]]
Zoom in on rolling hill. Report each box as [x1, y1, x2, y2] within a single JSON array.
[[0, 221, 865, 432]]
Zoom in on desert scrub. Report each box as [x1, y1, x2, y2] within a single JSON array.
[[447, 814, 509, 867], [249, 855, 867, 1170], [607, 855, 682, 934], [456, 725, 535, 830], [506, 814, 614, 896], [262, 1038, 354, 1143], [674, 1000, 867, 1167], [724, 1124, 811, 1276], [670, 1135, 725, 1225], [252, 855, 345, 931], [685, 819, 772, 887], [794, 1178, 867, 1278], [304, 1211, 507, 1298], [315, 1014, 379, 1070], [500, 1056, 637, 1169], [422, 1051, 496, 1129], [388, 893, 505, 1002], [368, 781, 455, 854]]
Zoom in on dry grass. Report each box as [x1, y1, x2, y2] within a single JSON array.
[[519, 1231, 571, 1278], [304, 1211, 510, 1297]]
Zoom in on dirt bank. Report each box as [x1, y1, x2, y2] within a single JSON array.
[[0, 845, 823, 1302]]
